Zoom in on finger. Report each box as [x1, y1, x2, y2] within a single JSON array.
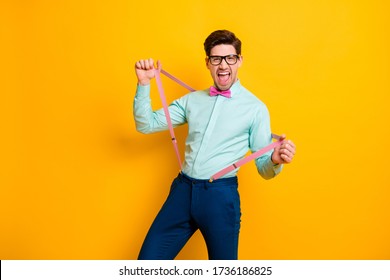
[[135, 60, 146, 70], [278, 134, 288, 146], [281, 153, 292, 163], [144, 59, 151, 70], [287, 139, 296, 148], [143, 58, 153, 70], [135, 60, 143, 69], [148, 58, 155, 70], [280, 148, 294, 162], [142, 59, 149, 69], [282, 143, 296, 155], [279, 137, 296, 151], [281, 148, 294, 158], [286, 140, 296, 152], [157, 60, 162, 71]]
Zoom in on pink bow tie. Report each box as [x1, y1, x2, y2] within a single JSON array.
[[209, 86, 231, 98]]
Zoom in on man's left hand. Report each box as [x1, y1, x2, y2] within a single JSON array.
[[271, 134, 296, 164]]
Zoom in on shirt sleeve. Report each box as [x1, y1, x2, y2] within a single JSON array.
[[249, 104, 283, 180], [133, 84, 187, 134]]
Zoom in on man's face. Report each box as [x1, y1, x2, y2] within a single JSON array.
[[206, 44, 243, 91]]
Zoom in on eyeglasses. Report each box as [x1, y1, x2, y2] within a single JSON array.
[[208, 54, 240, 66]]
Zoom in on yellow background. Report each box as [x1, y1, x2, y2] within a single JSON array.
[[1, 0, 389, 259]]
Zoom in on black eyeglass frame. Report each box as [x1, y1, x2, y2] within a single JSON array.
[[207, 54, 241, 66]]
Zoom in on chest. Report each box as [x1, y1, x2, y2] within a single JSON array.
[[186, 97, 254, 137]]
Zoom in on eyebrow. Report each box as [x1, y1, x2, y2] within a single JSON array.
[[209, 54, 238, 57]]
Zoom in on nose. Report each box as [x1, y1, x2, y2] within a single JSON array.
[[219, 58, 229, 68]]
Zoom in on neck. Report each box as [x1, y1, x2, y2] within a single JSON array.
[[214, 79, 238, 91]]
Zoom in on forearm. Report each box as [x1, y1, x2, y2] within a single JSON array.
[[133, 84, 187, 134], [250, 105, 283, 180], [133, 84, 167, 134]]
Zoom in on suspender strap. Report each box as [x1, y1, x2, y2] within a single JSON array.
[[154, 69, 183, 170], [209, 134, 282, 182], [161, 69, 196, 92]]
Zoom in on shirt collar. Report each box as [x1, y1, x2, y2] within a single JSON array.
[[229, 79, 241, 97]]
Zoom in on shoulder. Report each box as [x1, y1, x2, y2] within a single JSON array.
[[237, 85, 269, 113]]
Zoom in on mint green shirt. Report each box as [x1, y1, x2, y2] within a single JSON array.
[[133, 80, 282, 180]]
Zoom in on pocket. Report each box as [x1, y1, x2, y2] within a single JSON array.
[[169, 178, 178, 194], [227, 187, 241, 219], [218, 187, 238, 211]]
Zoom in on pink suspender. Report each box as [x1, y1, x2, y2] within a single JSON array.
[[209, 134, 282, 182], [153, 68, 282, 182], [154, 69, 183, 170], [160, 69, 196, 92]]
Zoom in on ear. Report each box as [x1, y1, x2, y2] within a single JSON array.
[[238, 55, 243, 68], [205, 57, 210, 69]]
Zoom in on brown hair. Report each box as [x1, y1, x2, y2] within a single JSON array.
[[204, 30, 242, 56]]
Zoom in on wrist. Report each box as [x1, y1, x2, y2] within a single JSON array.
[[138, 79, 150, 86], [271, 153, 279, 166]]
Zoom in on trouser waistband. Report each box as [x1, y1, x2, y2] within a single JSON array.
[[178, 172, 238, 186]]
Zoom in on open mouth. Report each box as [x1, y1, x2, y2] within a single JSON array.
[[217, 72, 230, 85]]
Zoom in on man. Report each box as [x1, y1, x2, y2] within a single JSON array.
[[133, 30, 296, 260]]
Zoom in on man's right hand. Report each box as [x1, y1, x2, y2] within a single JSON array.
[[135, 58, 161, 86]]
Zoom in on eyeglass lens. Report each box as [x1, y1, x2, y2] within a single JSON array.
[[209, 55, 238, 65]]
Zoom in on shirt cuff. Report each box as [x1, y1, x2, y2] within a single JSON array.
[[270, 157, 283, 175], [135, 84, 151, 98]]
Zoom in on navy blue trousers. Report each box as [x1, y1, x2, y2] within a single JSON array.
[[138, 172, 241, 260]]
